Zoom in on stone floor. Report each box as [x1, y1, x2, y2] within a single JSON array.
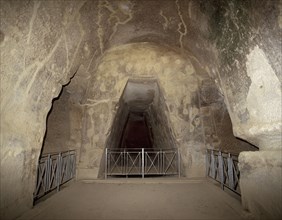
[[18, 178, 253, 220]]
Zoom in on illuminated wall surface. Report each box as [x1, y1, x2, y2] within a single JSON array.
[[0, 1, 281, 219]]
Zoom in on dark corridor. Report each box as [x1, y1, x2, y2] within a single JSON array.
[[119, 112, 153, 149]]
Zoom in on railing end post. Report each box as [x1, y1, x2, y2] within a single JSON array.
[[177, 148, 181, 178], [105, 148, 108, 179], [142, 148, 145, 179]]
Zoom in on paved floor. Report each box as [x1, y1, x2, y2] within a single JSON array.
[[18, 178, 253, 220]]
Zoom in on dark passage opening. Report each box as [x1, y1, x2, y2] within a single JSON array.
[[119, 112, 153, 149], [98, 78, 179, 178]]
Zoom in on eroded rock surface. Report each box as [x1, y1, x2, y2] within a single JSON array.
[[1, 0, 281, 219]]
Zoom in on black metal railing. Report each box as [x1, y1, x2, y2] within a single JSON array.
[[33, 150, 76, 202], [105, 148, 180, 178], [206, 149, 240, 195]]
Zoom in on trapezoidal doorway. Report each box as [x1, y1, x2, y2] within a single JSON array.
[[100, 78, 180, 178]]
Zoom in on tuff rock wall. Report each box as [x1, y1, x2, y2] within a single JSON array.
[[1, 0, 281, 219], [198, 1, 282, 218]]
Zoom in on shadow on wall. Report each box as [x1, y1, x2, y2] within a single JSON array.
[[41, 86, 71, 155]]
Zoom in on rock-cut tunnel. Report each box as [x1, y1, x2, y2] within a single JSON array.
[[107, 79, 171, 150], [99, 78, 179, 177], [107, 79, 170, 150], [0, 0, 281, 220]]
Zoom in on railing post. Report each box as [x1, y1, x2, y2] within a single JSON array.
[[72, 152, 76, 178], [123, 149, 126, 175], [71, 154, 76, 178], [210, 150, 215, 178], [47, 154, 51, 191], [206, 150, 209, 177], [160, 149, 162, 174], [43, 160, 47, 192], [218, 151, 224, 189], [142, 148, 145, 178], [66, 151, 70, 180], [105, 148, 108, 179], [177, 148, 181, 178], [126, 151, 128, 177], [158, 151, 160, 173], [227, 153, 235, 190], [162, 150, 165, 175], [144, 150, 147, 175], [57, 153, 62, 192]]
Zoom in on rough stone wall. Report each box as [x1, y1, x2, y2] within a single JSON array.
[[198, 1, 282, 218], [239, 151, 282, 219], [1, 0, 281, 219], [200, 79, 257, 154], [0, 1, 87, 219], [199, 0, 282, 149]]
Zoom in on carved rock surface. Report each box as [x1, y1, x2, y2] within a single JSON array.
[[0, 0, 281, 219]]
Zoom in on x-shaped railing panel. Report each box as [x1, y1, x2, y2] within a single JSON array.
[[108, 152, 123, 174], [206, 149, 240, 195], [34, 151, 76, 203], [145, 152, 160, 174], [163, 151, 178, 174], [105, 148, 180, 178], [127, 152, 141, 174]]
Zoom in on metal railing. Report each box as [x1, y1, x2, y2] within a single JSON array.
[[105, 148, 180, 178], [206, 149, 240, 195], [33, 150, 76, 202]]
